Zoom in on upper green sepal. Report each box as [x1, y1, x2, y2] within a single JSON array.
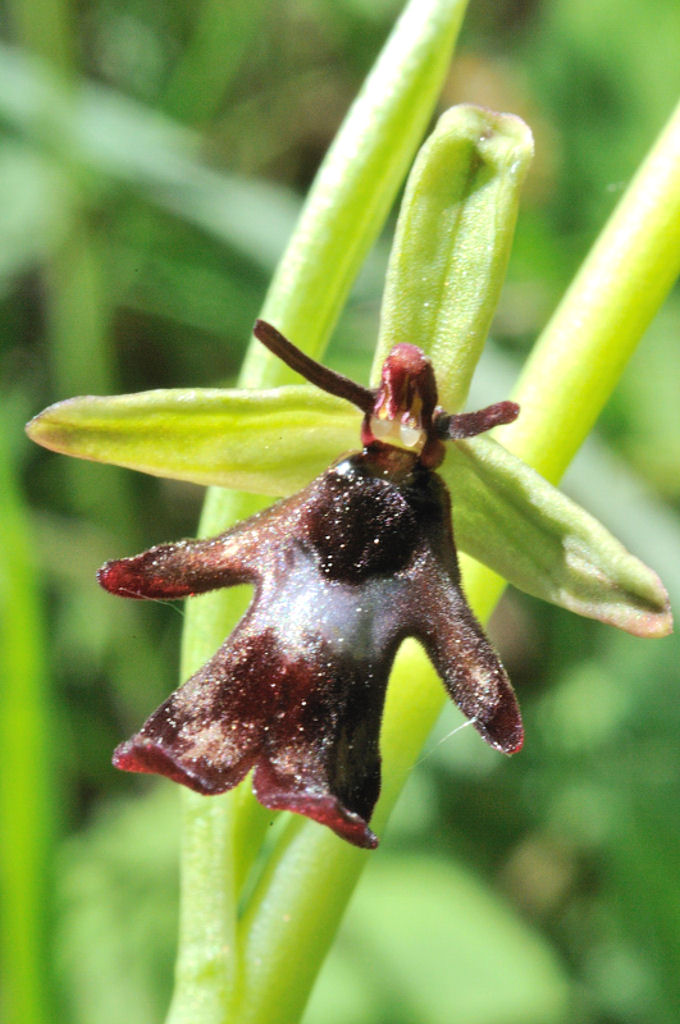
[[26, 386, 357, 495], [372, 105, 534, 408]]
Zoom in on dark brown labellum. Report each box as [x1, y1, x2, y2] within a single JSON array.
[[99, 322, 521, 848]]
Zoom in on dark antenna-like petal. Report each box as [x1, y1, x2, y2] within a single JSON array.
[[436, 401, 520, 440], [253, 320, 375, 412]]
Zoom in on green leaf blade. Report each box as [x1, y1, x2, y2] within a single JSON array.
[[444, 436, 672, 638]]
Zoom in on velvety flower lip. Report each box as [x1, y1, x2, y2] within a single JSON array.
[[99, 322, 520, 848]]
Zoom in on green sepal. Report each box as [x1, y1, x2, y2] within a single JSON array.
[[372, 105, 534, 408], [444, 435, 672, 638], [26, 387, 357, 495]]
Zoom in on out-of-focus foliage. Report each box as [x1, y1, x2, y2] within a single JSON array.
[[1, 1, 678, 1023]]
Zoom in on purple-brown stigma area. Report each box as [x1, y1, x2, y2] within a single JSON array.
[[252, 319, 519, 466], [362, 343, 442, 468], [100, 322, 522, 848]]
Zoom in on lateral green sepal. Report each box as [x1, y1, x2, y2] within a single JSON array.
[[444, 435, 672, 638], [26, 387, 357, 495]]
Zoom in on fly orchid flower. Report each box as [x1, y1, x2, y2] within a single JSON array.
[[98, 320, 520, 849]]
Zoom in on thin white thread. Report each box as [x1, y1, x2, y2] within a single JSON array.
[[415, 717, 477, 767], [116, 589, 186, 617]]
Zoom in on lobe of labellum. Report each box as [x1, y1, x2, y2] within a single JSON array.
[[252, 764, 379, 849]]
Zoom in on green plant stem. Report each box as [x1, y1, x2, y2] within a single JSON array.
[[162, 0, 267, 127], [497, 96, 680, 483], [0, 410, 54, 1024], [169, 3, 470, 1023], [232, 98, 680, 1023], [46, 212, 138, 542]]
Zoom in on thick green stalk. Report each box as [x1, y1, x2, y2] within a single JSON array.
[[169, 3, 470, 1023], [230, 98, 680, 1023], [45, 214, 137, 543], [497, 96, 680, 482], [0, 409, 54, 1024], [162, 0, 267, 126]]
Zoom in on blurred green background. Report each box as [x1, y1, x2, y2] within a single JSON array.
[[1, 1, 679, 1022]]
